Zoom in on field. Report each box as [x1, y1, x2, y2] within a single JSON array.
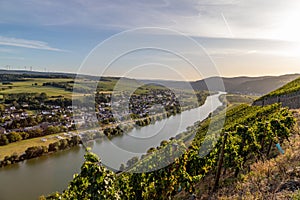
[[0, 78, 85, 99], [0, 133, 66, 160], [96, 77, 178, 94], [0, 77, 186, 99], [224, 93, 257, 105]]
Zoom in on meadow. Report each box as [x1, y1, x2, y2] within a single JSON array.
[[0, 78, 86, 99]]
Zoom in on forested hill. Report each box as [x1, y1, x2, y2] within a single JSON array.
[[253, 77, 300, 108]]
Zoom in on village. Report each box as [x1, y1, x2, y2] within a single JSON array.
[[0, 88, 192, 146]]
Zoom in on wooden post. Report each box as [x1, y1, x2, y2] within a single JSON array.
[[260, 137, 265, 152], [267, 140, 273, 157], [213, 132, 228, 192]]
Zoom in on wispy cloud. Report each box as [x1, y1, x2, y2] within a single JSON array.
[[1, 0, 300, 42], [206, 40, 300, 58], [0, 36, 66, 52]]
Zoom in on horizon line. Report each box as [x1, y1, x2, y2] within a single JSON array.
[[0, 68, 299, 82]]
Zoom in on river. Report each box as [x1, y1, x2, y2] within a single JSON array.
[[0, 93, 223, 200]]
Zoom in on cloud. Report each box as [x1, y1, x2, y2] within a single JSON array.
[[202, 38, 300, 58], [1, 0, 300, 41], [0, 36, 66, 52]]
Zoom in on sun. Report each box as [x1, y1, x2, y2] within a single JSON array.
[[274, 3, 300, 42]]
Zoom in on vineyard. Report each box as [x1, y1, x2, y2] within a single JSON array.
[[42, 103, 296, 200], [257, 77, 300, 100]]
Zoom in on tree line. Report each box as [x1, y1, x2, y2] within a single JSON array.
[[0, 135, 81, 167]]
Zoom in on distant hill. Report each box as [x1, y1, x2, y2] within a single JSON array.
[[0, 70, 299, 95], [0, 69, 75, 80], [256, 77, 300, 99], [0, 69, 75, 76], [142, 74, 300, 95], [191, 74, 300, 95]]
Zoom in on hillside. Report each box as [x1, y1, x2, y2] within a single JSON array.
[[256, 77, 300, 100], [42, 102, 296, 200], [191, 74, 300, 95], [253, 77, 300, 109], [142, 74, 300, 95], [1, 70, 299, 96], [175, 109, 300, 200]]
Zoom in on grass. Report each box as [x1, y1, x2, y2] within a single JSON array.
[[0, 77, 199, 98], [214, 126, 300, 199], [0, 77, 179, 98], [0, 133, 70, 160], [0, 78, 84, 99], [224, 94, 258, 105], [97, 77, 172, 94]]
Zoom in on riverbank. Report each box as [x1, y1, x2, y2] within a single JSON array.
[[0, 135, 81, 167]]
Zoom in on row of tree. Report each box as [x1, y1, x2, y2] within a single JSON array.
[[0, 136, 81, 167], [0, 125, 67, 146]]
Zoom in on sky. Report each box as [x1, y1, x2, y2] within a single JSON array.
[[1, 0, 300, 80]]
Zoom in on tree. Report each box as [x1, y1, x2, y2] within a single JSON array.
[[20, 131, 29, 140], [25, 146, 47, 159], [0, 104, 5, 114], [48, 141, 60, 152], [0, 134, 9, 145], [39, 92, 48, 101], [7, 131, 22, 143], [126, 156, 139, 168], [45, 126, 60, 135]]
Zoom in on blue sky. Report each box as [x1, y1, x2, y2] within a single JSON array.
[[1, 0, 300, 80]]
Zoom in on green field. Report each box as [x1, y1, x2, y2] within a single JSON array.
[[96, 77, 173, 94], [0, 78, 84, 99], [0, 77, 186, 99], [0, 133, 65, 160]]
